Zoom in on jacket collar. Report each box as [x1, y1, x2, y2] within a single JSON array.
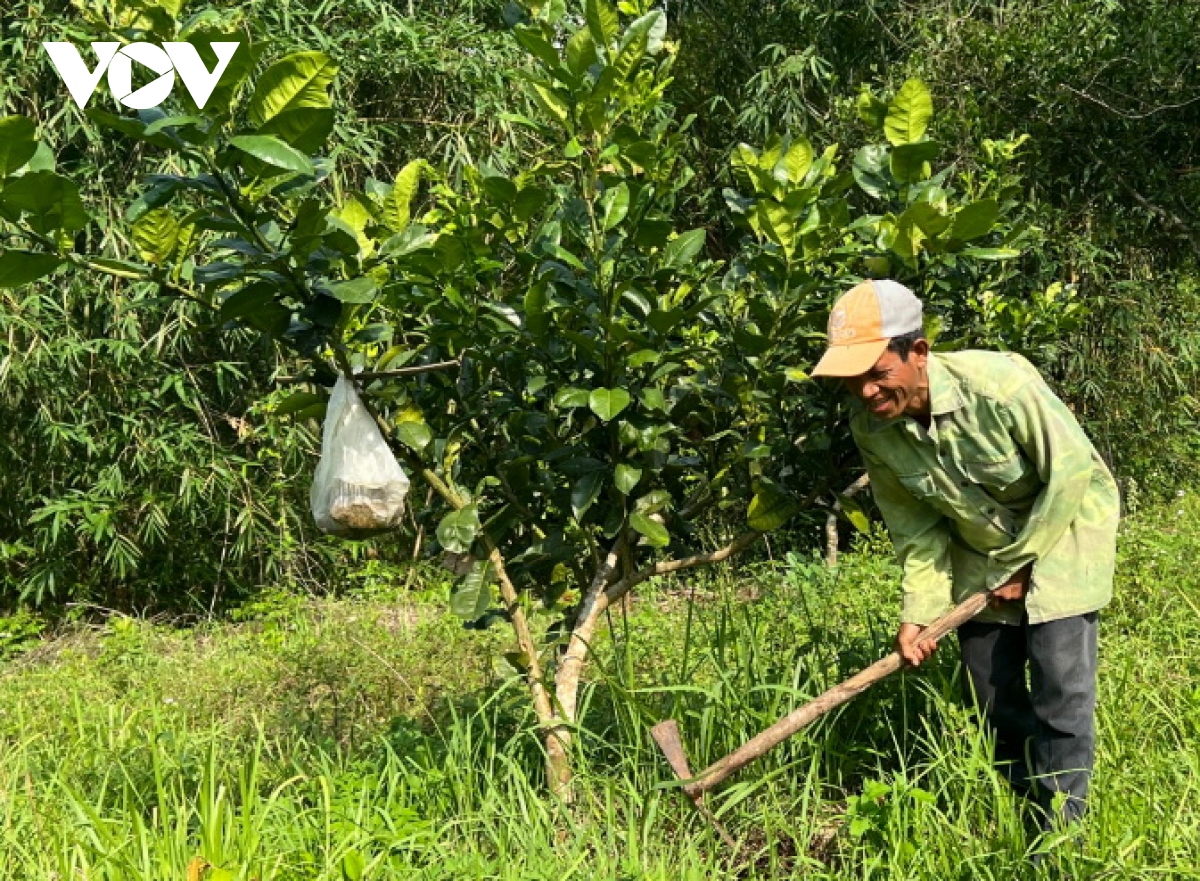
[[927, 352, 965, 416]]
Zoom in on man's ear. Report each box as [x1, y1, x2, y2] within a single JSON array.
[[912, 337, 930, 366]]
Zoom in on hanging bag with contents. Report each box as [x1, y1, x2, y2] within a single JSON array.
[[310, 374, 411, 538]]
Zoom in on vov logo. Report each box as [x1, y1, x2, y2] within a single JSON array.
[[42, 41, 240, 110]]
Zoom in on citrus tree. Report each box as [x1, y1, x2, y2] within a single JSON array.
[[0, 0, 1069, 794]]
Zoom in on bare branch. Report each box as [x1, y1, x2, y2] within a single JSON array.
[[1058, 82, 1200, 120], [606, 530, 763, 606]]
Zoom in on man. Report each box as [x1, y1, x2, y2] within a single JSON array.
[[811, 278, 1119, 829]]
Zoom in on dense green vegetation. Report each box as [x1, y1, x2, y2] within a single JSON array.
[[2, 0, 1198, 616], [1, 0, 1090, 787], [1, 491, 1197, 878], [1, 0, 1199, 877]]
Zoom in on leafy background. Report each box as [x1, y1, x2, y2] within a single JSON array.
[[1, 0, 1197, 615]]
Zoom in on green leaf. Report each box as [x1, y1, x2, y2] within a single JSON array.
[[747, 479, 800, 531], [589, 387, 632, 421], [627, 349, 660, 368], [611, 26, 648, 81], [856, 89, 887, 130], [451, 559, 494, 619], [276, 391, 323, 416], [395, 420, 432, 453], [142, 114, 206, 138], [220, 282, 290, 335], [839, 496, 871, 533], [86, 109, 151, 142], [900, 201, 950, 238], [0, 116, 37, 175], [381, 160, 424, 234], [662, 228, 706, 268], [571, 471, 604, 518], [614, 463, 642, 495], [341, 850, 366, 881], [327, 277, 378, 304], [247, 51, 338, 126], [889, 140, 939, 183], [437, 505, 480, 554], [0, 171, 88, 234], [257, 107, 334, 153], [220, 282, 275, 321], [131, 208, 180, 265], [352, 323, 392, 344], [949, 199, 1000, 242], [381, 224, 435, 257], [775, 137, 814, 184], [500, 650, 531, 674], [639, 388, 667, 412], [630, 510, 669, 547], [26, 142, 55, 172], [754, 201, 796, 255], [623, 10, 667, 55], [554, 387, 591, 408], [784, 367, 809, 382], [530, 83, 571, 127], [884, 78, 933, 146], [601, 182, 629, 231], [230, 135, 314, 176], [565, 28, 598, 77], [586, 0, 619, 49], [0, 250, 62, 288], [852, 145, 891, 199], [482, 175, 518, 204], [515, 25, 563, 74]]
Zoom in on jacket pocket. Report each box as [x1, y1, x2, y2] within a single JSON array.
[[961, 452, 1032, 494], [897, 472, 936, 499]]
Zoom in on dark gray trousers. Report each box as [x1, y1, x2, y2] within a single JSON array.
[[958, 612, 1099, 825]]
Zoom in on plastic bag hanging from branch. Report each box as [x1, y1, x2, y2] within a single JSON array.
[[310, 375, 410, 538]]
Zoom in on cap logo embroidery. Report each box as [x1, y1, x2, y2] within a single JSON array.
[[829, 307, 855, 342]]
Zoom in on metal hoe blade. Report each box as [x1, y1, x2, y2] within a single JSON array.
[[649, 719, 739, 851]]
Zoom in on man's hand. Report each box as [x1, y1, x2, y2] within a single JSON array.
[[989, 562, 1033, 610], [896, 622, 937, 667]]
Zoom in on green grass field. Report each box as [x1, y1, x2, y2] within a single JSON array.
[[2, 491, 1198, 879]]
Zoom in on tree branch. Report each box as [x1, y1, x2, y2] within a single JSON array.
[[826, 472, 870, 567], [1058, 82, 1200, 120], [554, 532, 626, 724], [605, 529, 763, 606]]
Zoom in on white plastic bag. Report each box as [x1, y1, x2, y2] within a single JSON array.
[[310, 374, 411, 537]]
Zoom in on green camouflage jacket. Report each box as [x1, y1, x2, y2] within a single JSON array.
[[849, 350, 1120, 626]]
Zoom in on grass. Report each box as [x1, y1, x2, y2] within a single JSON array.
[[1, 492, 1198, 879]]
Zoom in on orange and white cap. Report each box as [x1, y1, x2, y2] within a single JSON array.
[[811, 280, 924, 378]]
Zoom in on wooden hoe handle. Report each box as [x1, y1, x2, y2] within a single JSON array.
[[651, 591, 989, 798]]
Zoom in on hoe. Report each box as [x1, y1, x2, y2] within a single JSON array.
[[650, 590, 989, 847]]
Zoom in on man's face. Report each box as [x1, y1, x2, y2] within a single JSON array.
[[842, 339, 930, 420]]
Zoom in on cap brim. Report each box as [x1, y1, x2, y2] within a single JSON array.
[[810, 339, 888, 378]]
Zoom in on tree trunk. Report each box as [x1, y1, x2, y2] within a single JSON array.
[[544, 530, 763, 800], [825, 474, 870, 567]]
